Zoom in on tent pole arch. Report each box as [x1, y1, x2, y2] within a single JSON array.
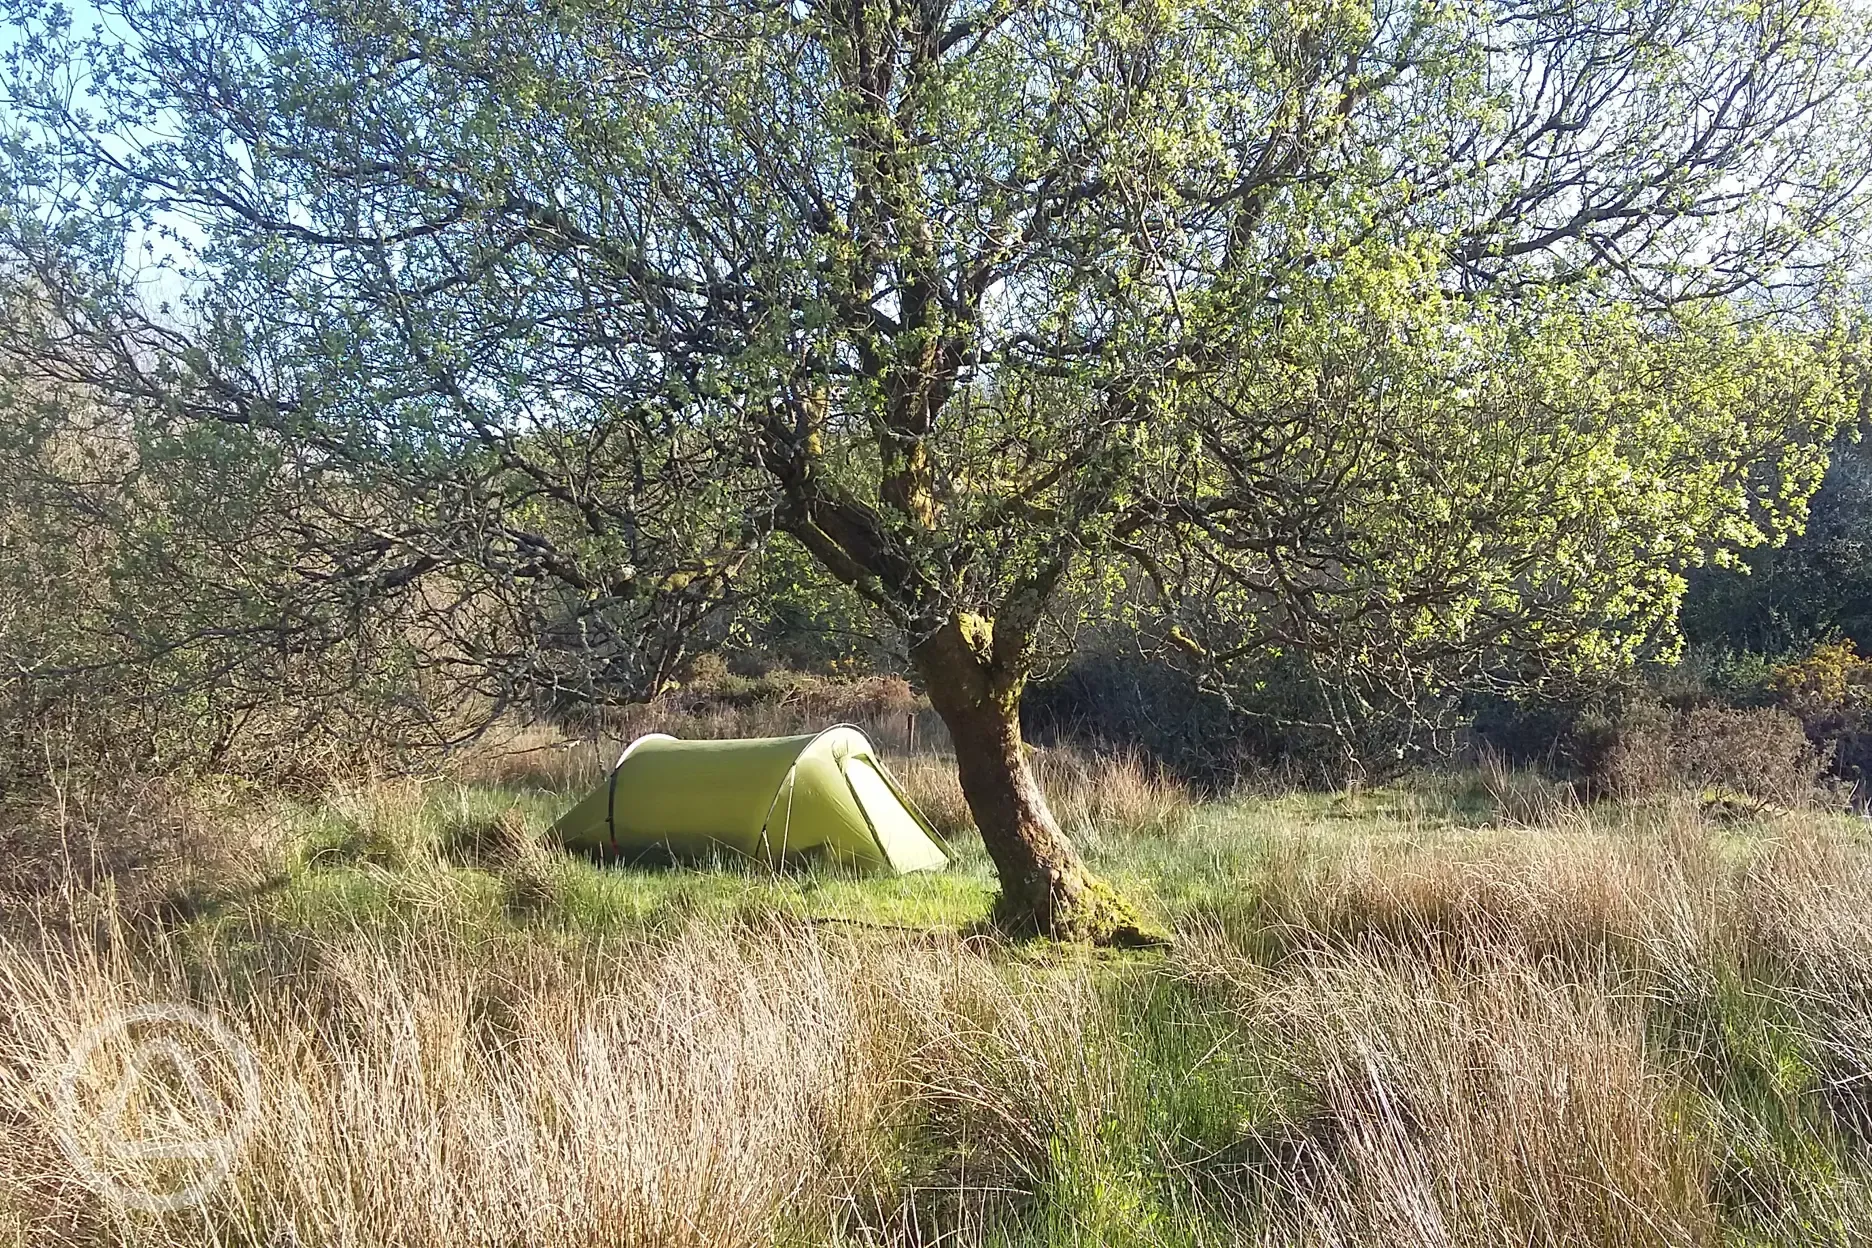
[[606, 732, 676, 851]]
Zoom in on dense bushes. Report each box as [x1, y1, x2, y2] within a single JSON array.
[[1478, 640, 1872, 807], [1022, 648, 1244, 788], [1025, 637, 1868, 806], [1769, 640, 1872, 792], [1572, 702, 1830, 805], [0, 378, 462, 798], [1022, 643, 1426, 788]]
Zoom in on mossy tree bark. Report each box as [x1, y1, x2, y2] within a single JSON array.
[[910, 615, 1158, 945]]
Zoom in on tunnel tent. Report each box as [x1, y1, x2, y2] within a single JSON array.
[[550, 725, 952, 873]]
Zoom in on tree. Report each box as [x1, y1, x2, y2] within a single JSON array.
[[1146, 293, 1859, 772], [0, 288, 469, 781], [1683, 431, 1872, 657], [2, 0, 1867, 940]]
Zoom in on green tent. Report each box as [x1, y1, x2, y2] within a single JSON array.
[[550, 725, 951, 873]]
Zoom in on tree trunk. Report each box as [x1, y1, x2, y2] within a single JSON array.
[[912, 618, 1160, 945]]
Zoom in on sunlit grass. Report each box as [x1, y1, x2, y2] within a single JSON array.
[[11, 761, 1872, 1246]]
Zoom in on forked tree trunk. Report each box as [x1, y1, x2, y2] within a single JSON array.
[[912, 619, 1160, 945]]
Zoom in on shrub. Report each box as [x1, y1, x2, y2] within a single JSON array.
[[1573, 700, 1677, 801], [1769, 640, 1872, 718], [1766, 640, 1872, 802], [1467, 694, 1587, 769], [1672, 705, 1831, 808], [0, 774, 284, 924], [1571, 701, 1830, 807], [1022, 647, 1247, 787]]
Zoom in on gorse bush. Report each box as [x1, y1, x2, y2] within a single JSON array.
[[1770, 640, 1872, 798], [1769, 640, 1872, 714]]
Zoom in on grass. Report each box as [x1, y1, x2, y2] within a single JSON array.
[[5, 749, 1872, 1246]]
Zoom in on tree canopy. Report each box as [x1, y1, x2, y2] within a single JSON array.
[[1683, 430, 1872, 658], [3, 0, 1869, 938]]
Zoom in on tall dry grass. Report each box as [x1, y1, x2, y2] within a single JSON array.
[[5, 776, 1872, 1245], [1241, 955, 1714, 1246]]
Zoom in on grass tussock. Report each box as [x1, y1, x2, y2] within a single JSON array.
[[5, 760, 1872, 1245], [1240, 954, 1712, 1246]]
